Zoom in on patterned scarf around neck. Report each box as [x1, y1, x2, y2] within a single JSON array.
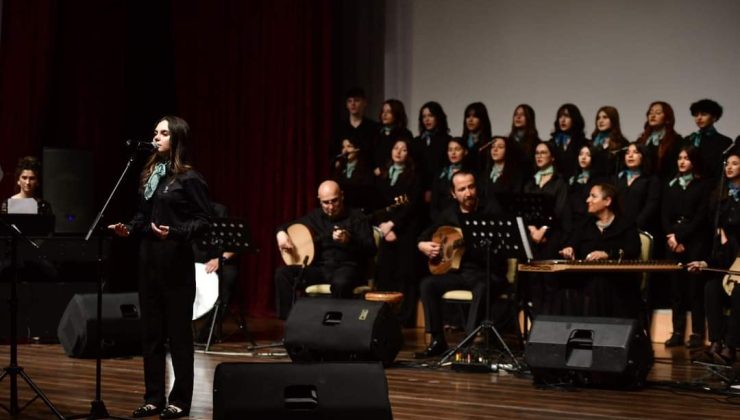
[[381, 125, 393, 136], [466, 133, 479, 150], [144, 161, 169, 200], [570, 170, 590, 186], [646, 129, 665, 147], [690, 126, 717, 147], [554, 132, 571, 149], [729, 183, 740, 202], [343, 160, 357, 179], [669, 173, 694, 190], [441, 163, 462, 180], [490, 163, 504, 183], [389, 163, 405, 186], [592, 131, 610, 149], [618, 168, 641, 184], [534, 165, 554, 186]]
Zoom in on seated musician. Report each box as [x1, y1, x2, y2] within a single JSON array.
[[415, 171, 506, 358], [687, 148, 740, 365], [1, 156, 52, 215], [559, 183, 642, 318], [274, 180, 376, 319]]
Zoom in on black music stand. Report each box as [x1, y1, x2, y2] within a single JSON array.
[[0, 216, 65, 418], [67, 149, 141, 420], [494, 192, 555, 228], [438, 216, 532, 371], [198, 218, 254, 352]]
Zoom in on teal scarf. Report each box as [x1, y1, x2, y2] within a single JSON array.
[[343, 160, 357, 179], [690, 126, 717, 147], [144, 161, 168, 200], [389, 163, 404, 186], [592, 131, 610, 148], [490, 163, 504, 183], [618, 168, 641, 184], [533, 165, 554, 186], [440, 163, 462, 180], [569, 170, 590, 186], [669, 173, 694, 190], [646, 129, 664, 147]]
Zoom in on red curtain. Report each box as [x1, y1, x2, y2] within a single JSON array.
[[0, 0, 334, 317]]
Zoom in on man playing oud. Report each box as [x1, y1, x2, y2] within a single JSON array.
[[274, 180, 376, 319], [415, 171, 506, 358]]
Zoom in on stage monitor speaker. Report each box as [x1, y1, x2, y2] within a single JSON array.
[[57, 292, 142, 358], [213, 362, 392, 420], [42, 147, 94, 234], [284, 298, 403, 365], [524, 316, 653, 388]]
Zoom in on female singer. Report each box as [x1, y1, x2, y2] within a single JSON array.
[[590, 106, 629, 176], [523, 141, 571, 314], [508, 104, 540, 176], [662, 146, 711, 348], [331, 137, 376, 212], [413, 101, 451, 203], [460, 102, 492, 171], [635, 101, 683, 182], [375, 138, 423, 326], [1, 156, 52, 215], [550, 103, 587, 181], [372, 99, 414, 175], [430, 137, 469, 220], [109, 116, 212, 419], [614, 143, 661, 236], [567, 145, 609, 237], [480, 135, 523, 199], [559, 183, 642, 318], [688, 149, 740, 365]]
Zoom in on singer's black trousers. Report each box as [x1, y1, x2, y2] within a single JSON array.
[[138, 237, 195, 410]]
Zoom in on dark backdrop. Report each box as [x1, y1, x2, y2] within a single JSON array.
[[0, 0, 343, 317]]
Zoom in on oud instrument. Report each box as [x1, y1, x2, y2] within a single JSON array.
[[427, 226, 465, 275], [280, 195, 408, 266], [695, 257, 740, 297]]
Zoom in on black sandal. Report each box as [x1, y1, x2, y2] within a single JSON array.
[[132, 403, 160, 418], [160, 404, 189, 419]]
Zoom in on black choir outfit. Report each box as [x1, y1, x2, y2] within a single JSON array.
[[373, 166, 423, 326], [684, 127, 733, 185], [522, 171, 571, 314], [614, 171, 661, 236], [412, 129, 450, 194], [126, 169, 213, 412], [661, 176, 712, 342], [332, 117, 381, 159], [372, 126, 414, 171], [564, 214, 642, 318], [418, 199, 506, 336], [551, 133, 586, 181], [480, 160, 524, 200], [638, 131, 683, 183], [331, 153, 377, 213], [273, 206, 377, 319], [704, 187, 740, 353]]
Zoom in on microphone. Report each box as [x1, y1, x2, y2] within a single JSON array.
[[125, 139, 157, 151]]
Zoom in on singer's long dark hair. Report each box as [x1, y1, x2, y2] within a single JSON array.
[[139, 116, 192, 189]]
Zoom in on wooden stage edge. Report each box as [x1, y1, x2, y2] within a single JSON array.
[[2, 318, 740, 419]]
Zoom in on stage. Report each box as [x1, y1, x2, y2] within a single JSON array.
[[1, 318, 739, 419]]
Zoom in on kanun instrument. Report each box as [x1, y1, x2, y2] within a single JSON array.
[[518, 259, 683, 273]]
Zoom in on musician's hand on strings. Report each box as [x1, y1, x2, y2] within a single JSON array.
[[276, 231, 294, 251], [559, 247, 575, 260], [332, 226, 350, 244], [151, 223, 170, 239], [418, 241, 440, 258], [686, 261, 707, 273], [108, 223, 130, 238], [205, 257, 219, 273], [585, 250, 608, 261]]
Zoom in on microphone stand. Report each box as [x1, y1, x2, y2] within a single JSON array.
[[0, 219, 65, 418], [67, 149, 140, 420]]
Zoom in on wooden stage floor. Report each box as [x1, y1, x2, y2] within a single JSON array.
[[2, 318, 740, 419]]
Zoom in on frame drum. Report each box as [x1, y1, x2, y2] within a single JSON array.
[[193, 262, 219, 320]]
